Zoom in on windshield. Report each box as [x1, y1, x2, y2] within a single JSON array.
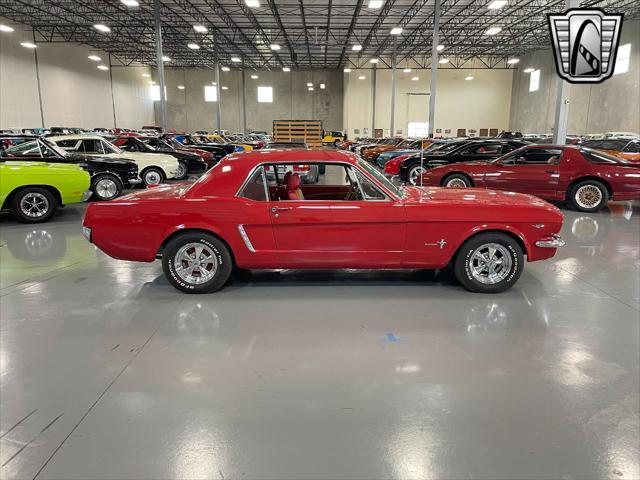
[[357, 159, 402, 198], [5, 138, 67, 158], [100, 138, 122, 154]]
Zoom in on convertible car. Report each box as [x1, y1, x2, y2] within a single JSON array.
[[83, 149, 564, 294], [420, 145, 640, 212]]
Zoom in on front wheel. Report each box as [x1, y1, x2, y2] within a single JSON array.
[[407, 164, 427, 185], [443, 174, 472, 188], [162, 232, 233, 293], [568, 180, 608, 212], [11, 187, 58, 223], [91, 173, 123, 201], [453, 232, 524, 293], [174, 161, 188, 180], [141, 167, 164, 186]]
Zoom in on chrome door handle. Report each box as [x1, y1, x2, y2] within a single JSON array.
[[271, 206, 291, 213], [545, 169, 556, 174]]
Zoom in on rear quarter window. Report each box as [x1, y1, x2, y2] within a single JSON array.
[[580, 148, 629, 164]]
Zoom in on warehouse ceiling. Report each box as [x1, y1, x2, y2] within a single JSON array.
[[1, 0, 638, 70]]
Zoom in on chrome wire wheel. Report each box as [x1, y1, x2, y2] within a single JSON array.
[[175, 162, 187, 179], [144, 169, 162, 185], [575, 184, 603, 209], [174, 243, 218, 285], [445, 177, 468, 188], [95, 178, 118, 200], [408, 165, 426, 185], [468, 243, 513, 285], [19, 192, 49, 218]]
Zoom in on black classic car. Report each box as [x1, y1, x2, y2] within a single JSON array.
[[110, 136, 207, 180], [1, 135, 139, 201], [398, 139, 530, 185], [161, 134, 233, 161]]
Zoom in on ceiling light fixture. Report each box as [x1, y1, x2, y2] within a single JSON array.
[[507, 58, 520, 64], [162, 56, 171, 62], [465, 75, 474, 80], [485, 26, 502, 35], [411, 76, 419, 81], [308, 87, 314, 91], [251, 74, 259, 79], [282, 67, 290, 72], [270, 44, 281, 51], [93, 24, 111, 33], [0, 24, 15, 32], [487, 0, 507, 8], [390, 27, 403, 35], [403, 68, 412, 73], [221, 86, 229, 90], [370, 58, 379, 63], [187, 43, 200, 50], [245, 0, 260, 7], [438, 58, 450, 64], [307, 82, 313, 86], [193, 25, 208, 33], [358, 75, 366, 80], [368, 0, 383, 8], [343, 68, 352, 73], [120, 0, 139, 6], [231, 57, 241, 62], [221, 66, 230, 71], [88, 54, 101, 61], [178, 85, 185, 90], [437, 44, 444, 52], [320, 83, 325, 89], [97, 65, 109, 71], [352, 45, 362, 51], [142, 73, 150, 77], [20, 41, 37, 49], [523, 67, 535, 73]]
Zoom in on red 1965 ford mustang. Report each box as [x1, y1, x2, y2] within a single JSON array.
[[82, 149, 564, 294]]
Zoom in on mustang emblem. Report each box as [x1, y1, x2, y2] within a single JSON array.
[[425, 239, 447, 249]]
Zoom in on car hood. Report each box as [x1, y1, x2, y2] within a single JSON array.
[[1, 160, 86, 172], [401, 185, 557, 209]]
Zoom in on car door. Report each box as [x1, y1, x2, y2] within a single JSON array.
[[483, 147, 563, 198], [268, 163, 406, 268]]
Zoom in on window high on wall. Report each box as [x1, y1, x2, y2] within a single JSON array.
[[408, 122, 428, 137], [150, 85, 167, 102], [529, 69, 540, 92], [257, 86, 273, 103], [204, 85, 218, 102], [614, 43, 631, 75]]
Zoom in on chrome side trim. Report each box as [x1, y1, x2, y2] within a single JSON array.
[[238, 224, 255, 252]]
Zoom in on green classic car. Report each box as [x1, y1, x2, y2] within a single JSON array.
[[0, 160, 91, 223]]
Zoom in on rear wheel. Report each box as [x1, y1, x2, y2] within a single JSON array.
[[11, 187, 57, 223], [174, 161, 188, 180], [568, 179, 608, 212], [141, 167, 164, 186], [443, 173, 472, 188], [162, 232, 233, 293], [91, 173, 123, 201], [453, 232, 524, 293]]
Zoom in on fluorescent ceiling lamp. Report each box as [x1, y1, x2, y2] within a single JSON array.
[[485, 26, 502, 35], [507, 58, 520, 64], [370, 58, 379, 63], [282, 67, 290, 72], [142, 73, 150, 77], [97, 65, 109, 71], [270, 44, 281, 51], [411, 76, 419, 81], [368, 0, 383, 8], [231, 57, 241, 62], [307, 82, 313, 86], [0, 24, 15, 32], [211, 82, 217, 85], [390, 27, 403, 35], [437, 44, 444, 51], [465, 75, 474, 80], [246, 0, 260, 6], [20, 41, 37, 48], [193, 25, 208, 33], [403, 68, 412, 73], [308, 87, 314, 91], [120, 0, 139, 6], [523, 67, 535, 73], [162, 56, 171, 62], [487, 0, 507, 8], [93, 24, 111, 33], [221, 66, 230, 71], [187, 43, 200, 50], [320, 83, 325, 89], [438, 58, 449, 64], [88, 55, 102, 61], [343, 68, 352, 73], [178, 85, 185, 90], [352, 45, 362, 51], [358, 75, 366, 80], [221, 86, 229, 90], [251, 74, 259, 79]]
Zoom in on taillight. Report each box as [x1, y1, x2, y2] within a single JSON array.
[[293, 164, 310, 172]]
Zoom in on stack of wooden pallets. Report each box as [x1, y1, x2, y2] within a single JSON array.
[[272, 120, 323, 148]]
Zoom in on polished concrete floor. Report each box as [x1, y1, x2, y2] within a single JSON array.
[[0, 201, 638, 480]]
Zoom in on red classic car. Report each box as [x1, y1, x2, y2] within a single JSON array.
[[82, 149, 564, 294], [419, 144, 640, 212]]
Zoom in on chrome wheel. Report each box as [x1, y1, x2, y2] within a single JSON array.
[[468, 243, 513, 285], [446, 178, 468, 188], [95, 178, 118, 200], [575, 184, 603, 209], [174, 243, 218, 285], [175, 163, 187, 179], [144, 169, 162, 185], [408, 166, 426, 185], [20, 192, 49, 218]]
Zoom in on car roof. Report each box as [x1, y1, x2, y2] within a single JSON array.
[[224, 148, 359, 165], [48, 134, 105, 141]]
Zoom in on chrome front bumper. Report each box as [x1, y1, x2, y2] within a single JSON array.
[[536, 234, 566, 248], [82, 190, 93, 201], [128, 176, 142, 185]]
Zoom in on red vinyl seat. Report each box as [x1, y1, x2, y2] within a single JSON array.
[[286, 172, 304, 200]]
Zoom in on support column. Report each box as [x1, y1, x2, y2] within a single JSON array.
[[108, 53, 117, 128], [390, 38, 397, 136], [552, 0, 579, 144], [241, 62, 247, 133], [153, 0, 167, 132], [371, 63, 377, 137], [214, 39, 222, 133], [32, 31, 45, 128], [428, 0, 441, 138]]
